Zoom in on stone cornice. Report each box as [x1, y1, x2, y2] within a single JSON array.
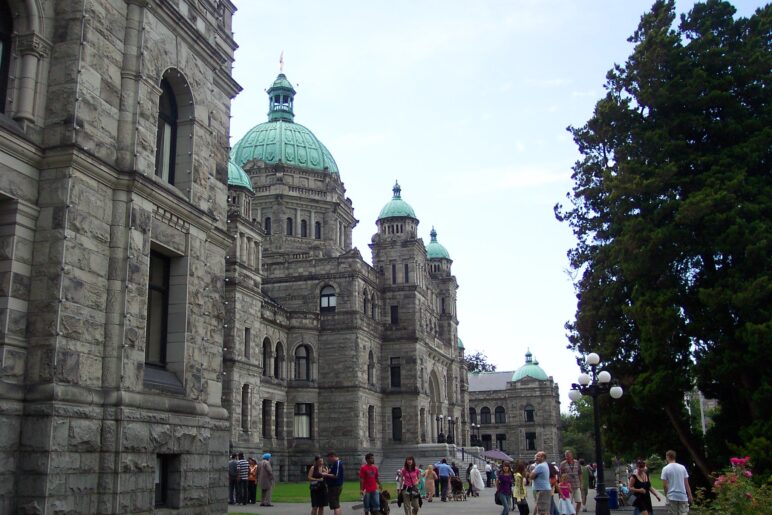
[[15, 32, 53, 58]]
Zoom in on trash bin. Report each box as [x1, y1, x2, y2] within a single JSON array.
[[607, 488, 619, 509]]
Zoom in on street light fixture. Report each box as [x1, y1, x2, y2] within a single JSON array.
[[436, 415, 445, 443], [446, 416, 455, 444], [569, 354, 623, 515]]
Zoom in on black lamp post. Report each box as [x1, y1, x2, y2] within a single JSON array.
[[568, 353, 623, 515], [446, 416, 455, 444], [436, 415, 445, 443]]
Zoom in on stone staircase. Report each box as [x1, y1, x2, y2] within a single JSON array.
[[378, 444, 488, 484]]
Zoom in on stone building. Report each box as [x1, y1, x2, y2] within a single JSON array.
[[468, 351, 561, 462], [222, 72, 468, 481], [0, 0, 241, 513]]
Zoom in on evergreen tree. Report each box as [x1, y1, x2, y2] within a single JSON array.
[[556, 0, 771, 482]]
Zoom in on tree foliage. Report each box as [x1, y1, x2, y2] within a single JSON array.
[[555, 0, 771, 483], [561, 398, 595, 462], [464, 351, 497, 373]]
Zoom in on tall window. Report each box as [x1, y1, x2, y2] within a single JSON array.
[[404, 263, 410, 283], [469, 407, 477, 425], [495, 406, 506, 424], [525, 405, 535, 423], [0, 1, 11, 114], [441, 297, 446, 314], [300, 220, 308, 237], [480, 407, 491, 425], [367, 351, 375, 385], [392, 407, 402, 441], [390, 305, 399, 325], [525, 432, 536, 451], [391, 263, 397, 284], [262, 338, 271, 376], [146, 252, 170, 366], [363, 291, 369, 315], [262, 399, 271, 439], [244, 327, 251, 359], [275, 402, 284, 438], [368, 405, 375, 439], [294, 345, 310, 380], [314, 221, 321, 239], [286, 217, 293, 236], [390, 357, 401, 388], [496, 433, 507, 451], [155, 79, 178, 183], [481, 434, 492, 451], [294, 403, 313, 438], [274, 342, 284, 379], [320, 286, 336, 313], [264, 217, 272, 235], [241, 385, 250, 432]]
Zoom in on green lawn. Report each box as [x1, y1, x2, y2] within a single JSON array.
[[239, 480, 398, 504]]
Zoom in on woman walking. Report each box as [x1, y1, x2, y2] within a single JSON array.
[[417, 464, 426, 498], [423, 465, 437, 502], [628, 460, 661, 515], [514, 462, 529, 515], [470, 464, 485, 497], [247, 458, 258, 504], [399, 456, 421, 515], [495, 461, 514, 515], [308, 455, 329, 515]]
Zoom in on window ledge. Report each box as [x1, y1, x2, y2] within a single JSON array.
[[143, 366, 185, 396]]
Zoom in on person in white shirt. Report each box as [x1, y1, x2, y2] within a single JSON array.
[[660, 450, 693, 514]]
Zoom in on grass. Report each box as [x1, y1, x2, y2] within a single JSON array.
[[237, 480, 399, 504]]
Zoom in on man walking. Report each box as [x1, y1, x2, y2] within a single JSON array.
[[485, 462, 493, 487], [237, 452, 249, 505], [560, 450, 583, 513], [324, 451, 345, 515], [530, 451, 552, 515], [227, 453, 239, 504], [661, 450, 692, 514], [359, 453, 381, 515], [258, 453, 275, 507], [579, 459, 589, 512], [434, 458, 455, 502]]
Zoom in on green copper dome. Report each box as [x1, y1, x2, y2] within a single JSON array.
[[230, 73, 339, 174], [227, 160, 253, 192], [378, 181, 417, 220], [512, 350, 549, 381], [426, 227, 450, 259], [457, 337, 464, 350]]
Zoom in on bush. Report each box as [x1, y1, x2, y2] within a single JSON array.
[[693, 457, 772, 514]]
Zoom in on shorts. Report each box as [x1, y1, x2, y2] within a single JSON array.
[[536, 490, 552, 512], [310, 484, 328, 508], [571, 487, 582, 503], [363, 490, 380, 513], [327, 484, 342, 509], [667, 500, 689, 514]]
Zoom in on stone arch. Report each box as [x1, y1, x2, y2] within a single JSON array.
[[154, 68, 195, 194]]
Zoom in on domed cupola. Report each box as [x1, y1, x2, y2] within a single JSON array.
[[377, 181, 417, 221], [426, 227, 450, 260], [230, 73, 339, 174], [227, 160, 253, 192], [512, 349, 549, 381]]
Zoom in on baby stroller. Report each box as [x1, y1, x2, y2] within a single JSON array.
[[450, 476, 467, 501]]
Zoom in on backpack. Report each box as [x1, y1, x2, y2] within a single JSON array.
[[228, 460, 238, 479]]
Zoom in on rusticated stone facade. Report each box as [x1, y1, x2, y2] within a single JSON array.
[[0, 0, 240, 513]]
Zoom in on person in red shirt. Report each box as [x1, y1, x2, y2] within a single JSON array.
[[359, 453, 382, 514]]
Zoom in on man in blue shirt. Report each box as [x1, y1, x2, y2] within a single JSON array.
[[529, 451, 551, 515], [324, 451, 345, 515], [434, 458, 455, 502]]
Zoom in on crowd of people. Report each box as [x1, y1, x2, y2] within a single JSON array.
[[226, 448, 693, 515]]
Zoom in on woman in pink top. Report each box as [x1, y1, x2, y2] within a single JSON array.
[[399, 456, 422, 515]]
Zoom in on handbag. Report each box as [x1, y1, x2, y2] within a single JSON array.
[[494, 489, 502, 505], [518, 498, 530, 514]]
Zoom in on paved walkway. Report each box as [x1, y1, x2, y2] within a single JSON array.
[[228, 488, 667, 514]]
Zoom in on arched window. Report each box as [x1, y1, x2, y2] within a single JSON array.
[[274, 342, 284, 379], [363, 291, 369, 315], [480, 407, 491, 425], [371, 297, 377, 319], [320, 285, 336, 313], [0, 1, 12, 114], [264, 217, 272, 235], [241, 384, 250, 432], [294, 345, 310, 381], [300, 219, 308, 237], [286, 217, 293, 236], [367, 351, 375, 385], [524, 405, 535, 423], [314, 221, 322, 239], [495, 406, 506, 424], [469, 407, 477, 425], [155, 78, 178, 183], [262, 338, 271, 377]]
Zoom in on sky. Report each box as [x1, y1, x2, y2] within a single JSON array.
[[229, 0, 764, 411]]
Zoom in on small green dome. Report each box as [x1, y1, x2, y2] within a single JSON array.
[[378, 181, 417, 220], [512, 350, 549, 381], [457, 337, 464, 350], [426, 227, 450, 259], [230, 73, 339, 174], [227, 160, 253, 192]]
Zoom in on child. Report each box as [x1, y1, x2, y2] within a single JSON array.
[[558, 473, 576, 515]]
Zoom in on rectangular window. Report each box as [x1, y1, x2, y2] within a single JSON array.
[[391, 263, 397, 285], [314, 222, 321, 239], [496, 433, 507, 450], [146, 251, 170, 366], [404, 263, 410, 283], [241, 385, 250, 432], [481, 434, 492, 451], [368, 405, 375, 439], [525, 432, 536, 451], [262, 399, 271, 439], [441, 297, 446, 314], [390, 305, 399, 325], [244, 327, 251, 359], [390, 357, 401, 388], [294, 403, 313, 439], [392, 407, 403, 441], [275, 402, 284, 439]]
